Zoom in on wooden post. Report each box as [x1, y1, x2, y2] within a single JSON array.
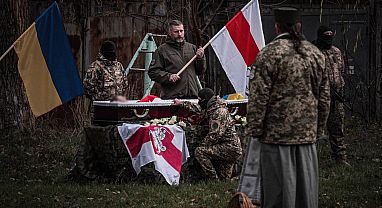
[[176, 42, 212, 76], [0, 23, 34, 62], [0, 44, 15, 62]]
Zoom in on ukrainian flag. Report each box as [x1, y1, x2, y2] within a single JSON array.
[[13, 2, 84, 117]]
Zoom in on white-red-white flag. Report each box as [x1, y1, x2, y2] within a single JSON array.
[[118, 124, 189, 185], [210, 0, 265, 94]]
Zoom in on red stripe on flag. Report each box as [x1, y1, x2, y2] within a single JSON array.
[[226, 11, 259, 66], [125, 126, 183, 172], [126, 127, 151, 158], [157, 128, 182, 172]]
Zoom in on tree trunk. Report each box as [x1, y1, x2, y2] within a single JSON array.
[[0, 0, 35, 131]]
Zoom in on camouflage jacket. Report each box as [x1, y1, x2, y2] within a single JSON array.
[[247, 36, 331, 145], [148, 38, 206, 99], [321, 46, 345, 91], [181, 96, 242, 150], [83, 54, 127, 101]]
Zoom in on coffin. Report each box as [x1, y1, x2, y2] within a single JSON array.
[[93, 99, 247, 125]]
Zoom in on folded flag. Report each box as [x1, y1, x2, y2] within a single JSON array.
[[210, 0, 265, 94], [118, 124, 189, 185], [138, 95, 160, 102], [13, 1, 84, 116]]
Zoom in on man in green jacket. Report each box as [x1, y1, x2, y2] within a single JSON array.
[[148, 20, 206, 99]]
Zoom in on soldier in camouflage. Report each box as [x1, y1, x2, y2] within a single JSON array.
[[313, 25, 350, 166], [174, 88, 242, 180], [247, 7, 330, 208], [83, 41, 127, 101], [72, 41, 128, 178]]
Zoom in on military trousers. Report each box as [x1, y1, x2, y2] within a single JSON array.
[[260, 143, 318, 208], [195, 142, 241, 179], [327, 100, 346, 159]]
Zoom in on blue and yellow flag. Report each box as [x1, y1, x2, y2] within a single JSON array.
[[14, 1, 84, 117]]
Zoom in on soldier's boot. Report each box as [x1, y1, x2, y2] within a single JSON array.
[[329, 136, 350, 166]]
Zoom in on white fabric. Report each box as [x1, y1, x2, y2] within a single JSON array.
[[242, 0, 265, 50], [210, 0, 265, 94], [118, 124, 189, 185], [211, 27, 248, 93]]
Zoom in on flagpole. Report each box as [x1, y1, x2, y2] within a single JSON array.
[[176, 42, 210, 76], [0, 23, 35, 62], [0, 44, 15, 62], [176, 0, 255, 76]]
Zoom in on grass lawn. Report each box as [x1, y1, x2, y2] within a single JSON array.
[[0, 119, 381, 207]]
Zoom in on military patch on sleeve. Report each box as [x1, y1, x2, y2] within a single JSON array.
[[211, 121, 220, 131]]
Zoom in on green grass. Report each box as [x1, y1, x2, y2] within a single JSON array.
[[0, 181, 236, 207], [1, 119, 381, 207], [318, 119, 382, 207]]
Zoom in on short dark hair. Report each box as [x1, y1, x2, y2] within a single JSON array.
[[168, 20, 183, 31]]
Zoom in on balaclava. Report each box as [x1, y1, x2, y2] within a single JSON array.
[[198, 88, 215, 110], [100, 40, 116, 61], [316, 25, 334, 50]]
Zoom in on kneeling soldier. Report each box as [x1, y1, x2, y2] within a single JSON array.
[[174, 88, 242, 179]]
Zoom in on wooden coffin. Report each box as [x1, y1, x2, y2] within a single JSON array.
[[93, 99, 247, 125]]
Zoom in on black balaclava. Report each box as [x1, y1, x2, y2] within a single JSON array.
[[100, 40, 116, 61], [316, 25, 334, 50], [198, 88, 215, 110]]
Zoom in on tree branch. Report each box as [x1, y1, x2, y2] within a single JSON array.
[[201, 0, 225, 33]]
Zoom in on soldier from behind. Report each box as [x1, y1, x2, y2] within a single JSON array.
[[148, 20, 206, 99], [247, 7, 330, 208], [312, 25, 350, 166], [83, 40, 127, 101], [174, 88, 242, 180]]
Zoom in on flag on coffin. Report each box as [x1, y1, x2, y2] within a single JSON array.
[[118, 124, 190, 185]]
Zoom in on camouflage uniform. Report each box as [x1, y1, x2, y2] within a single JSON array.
[[83, 53, 127, 101], [182, 96, 242, 179], [247, 34, 330, 208], [247, 37, 330, 144], [321, 46, 347, 160]]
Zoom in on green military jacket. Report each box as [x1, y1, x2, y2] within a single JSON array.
[[247, 35, 331, 145], [148, 38, 206, 99]]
